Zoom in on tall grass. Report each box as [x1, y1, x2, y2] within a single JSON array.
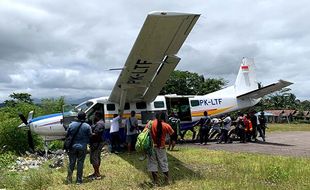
[[1, 147, 309, 190]]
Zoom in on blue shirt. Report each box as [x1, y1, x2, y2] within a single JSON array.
[[67, 121, 92, 150]]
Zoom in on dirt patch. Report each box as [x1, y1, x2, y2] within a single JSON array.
[[180, 131, 310, 157]]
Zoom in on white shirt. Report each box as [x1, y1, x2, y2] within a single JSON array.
[[110, 116, 121, 133], [223, 116, 232, 131]]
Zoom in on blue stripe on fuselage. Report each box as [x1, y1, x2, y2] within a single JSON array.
[[30, 113, 62, 123]]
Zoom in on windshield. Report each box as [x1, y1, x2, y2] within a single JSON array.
[[76, 101, 94, 112]]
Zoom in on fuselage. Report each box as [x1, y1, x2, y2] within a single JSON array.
[[23, 85, 260, 141]]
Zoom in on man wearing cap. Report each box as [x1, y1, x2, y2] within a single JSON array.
[[66, 111, 92, 184], [258, 111, 266, 141]]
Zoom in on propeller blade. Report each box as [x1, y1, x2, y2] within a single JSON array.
[[18, 113, 28, 125], [27, 110, 34, 121], [27, 130, 35, 152]]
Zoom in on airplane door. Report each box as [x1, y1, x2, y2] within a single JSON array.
[[62, 105, 78, 130], [165, 97, 192, 121]]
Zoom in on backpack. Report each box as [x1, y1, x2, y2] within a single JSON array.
[[169, 117, 179, 131], [135, 121, 153, 155]]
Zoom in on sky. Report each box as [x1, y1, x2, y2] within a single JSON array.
[[0, 0, 309, 102]]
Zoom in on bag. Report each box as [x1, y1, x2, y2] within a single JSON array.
[[135, 121, 153, 155], [63, 122, 83, 151], [169, 117, 179, 131], [200, 116, 211, 130], [129, 118, 135, 132]]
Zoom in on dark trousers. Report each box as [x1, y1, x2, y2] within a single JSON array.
[[219, 129, 229, 143], [199, 128, 210, 144], [110, 132, 120, 152], [238, 128, 246, 143], [68, 148, 87, 183], [257, 126, 266, 141], [252, 125, 257, 139]]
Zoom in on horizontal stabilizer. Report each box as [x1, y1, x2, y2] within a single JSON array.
[[237, 80, 293, 99]]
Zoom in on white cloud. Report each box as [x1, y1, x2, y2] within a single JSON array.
[[0, 0, 310, 102]]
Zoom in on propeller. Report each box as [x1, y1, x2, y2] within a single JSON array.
[[18, 112, 35, 152]]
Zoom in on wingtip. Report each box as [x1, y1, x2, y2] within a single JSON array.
[[148, 11, 200, 17], [278, 79, 294, 86]]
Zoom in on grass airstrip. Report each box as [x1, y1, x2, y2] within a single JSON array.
[[1, 124, 310, 190]]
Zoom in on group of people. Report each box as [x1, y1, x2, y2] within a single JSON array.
[[65, 111, 105, 184], [65, 109, 267, 185], [65, 110, 178, 185], [189, 110, 267, 145], [234, 111, 267, 143]]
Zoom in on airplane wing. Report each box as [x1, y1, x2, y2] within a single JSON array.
[[237, 80, 293, 100], [109, 12, 200, 109]]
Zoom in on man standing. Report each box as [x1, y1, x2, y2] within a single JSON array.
[[250, 110, 258, 141], [147, 112, 174, 185], [235, 112, 246, 143], [258, 111, 266, 141], [218, 114, 232, 143], [168, 112, 180, 151], [195, 111, 211, 145], [89, 111, 105, 180], [66, 111, 92, 184], [126, 111, 139, 153], [110, 114, 122, 153]]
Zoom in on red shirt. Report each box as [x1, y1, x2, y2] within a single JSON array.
[[146, 119, 174, 148]]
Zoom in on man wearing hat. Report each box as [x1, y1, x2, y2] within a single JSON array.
[[66, 111, 92, 184]]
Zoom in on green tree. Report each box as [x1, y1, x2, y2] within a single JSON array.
[[160, 70, 226, 95], [9, 92, 33, 104], [0, 93, 66, 153], [300, 100, 310, 111], [40, 97, 65, 115], [254, 88, 300, 110]]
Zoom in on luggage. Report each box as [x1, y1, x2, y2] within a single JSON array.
[[135, 121, 153, 155]]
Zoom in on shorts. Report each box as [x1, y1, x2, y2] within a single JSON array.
[[147, 148, 169, 172], [126, 134, 137, 144], [90, 142, 104, 165]]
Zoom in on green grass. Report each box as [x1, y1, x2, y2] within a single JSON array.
[[1, 147, 310, 190], [268, 123, 310, 132]]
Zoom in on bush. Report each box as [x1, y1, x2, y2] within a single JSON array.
[[0, 152, 16, 169], [0, 118, 42, 154]]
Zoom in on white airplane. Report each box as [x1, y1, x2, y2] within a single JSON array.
[[18, 11, 292, 150]]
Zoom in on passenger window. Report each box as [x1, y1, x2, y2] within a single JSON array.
[[125, 103, 130, 110], [190, 100, 200, 107], [154, 101, 164, 108], [136, 102, 146, 109], [107, 104, 116, 111]]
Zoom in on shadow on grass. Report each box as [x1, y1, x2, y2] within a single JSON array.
[[118, 151, 202, 188]]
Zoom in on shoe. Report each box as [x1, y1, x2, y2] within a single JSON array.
[[66, 175, 72, 184], [88, 174, 96, 180], [139, 155, 146, 161], [95, 175, 102, 180]]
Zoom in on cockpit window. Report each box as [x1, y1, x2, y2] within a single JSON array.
[[76, 101, 94, 112]]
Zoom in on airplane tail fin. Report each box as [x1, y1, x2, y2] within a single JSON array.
[[234, 57, 258, 95]]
